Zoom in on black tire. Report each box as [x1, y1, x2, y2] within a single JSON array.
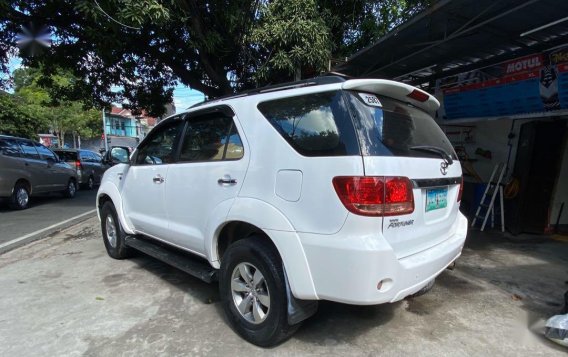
[[83, 176, 95, 190], [100, 201, 132, 259], [409, 279, 435, 298], [63, 179, 77, 198], [9, 182, 30, 210], [219, 236, 300, 347]]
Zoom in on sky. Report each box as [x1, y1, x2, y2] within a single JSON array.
[[6, 56, 205, 113]]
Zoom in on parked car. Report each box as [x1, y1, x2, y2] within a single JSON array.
[[96, 76, 467, 346], [53, 148, 108, 190], [0, 135, 78, 209]]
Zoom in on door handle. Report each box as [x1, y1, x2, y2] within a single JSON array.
[[153, 175, 165, 184], [218, 177, 237, 185]]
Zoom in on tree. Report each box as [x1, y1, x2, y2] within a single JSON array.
[[0, 91, 48, 138], [0, 0, 430, 115], [12, 67, 101, 147], [251, 0, 331, 83]]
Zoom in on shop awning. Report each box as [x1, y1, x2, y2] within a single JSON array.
[[334, 0, 568, 89]]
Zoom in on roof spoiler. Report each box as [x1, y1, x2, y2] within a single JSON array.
[[342, 79, 440, 113]]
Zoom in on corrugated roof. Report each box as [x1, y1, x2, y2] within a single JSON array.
[[334, 0, 568, 89]]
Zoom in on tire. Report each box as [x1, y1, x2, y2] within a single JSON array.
[[409, 279, 435, 298], [9, 182, 30, 210], [83, 176, 95, 190], [63, 179, 77, 198], [219, 236, 300, 347], [100, 201, 132, 259]]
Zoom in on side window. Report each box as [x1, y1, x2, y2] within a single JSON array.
[[18, 141, 40, 160], [224, 124, 244, 160], [80, 151, 92, 162], [92, 152, 102, 163], [135, 120, 183, 165], [178, 115, 244, 162], [257, 91, 360, 156], [34, 143, 57, 161], [0, 138, 22, 157]]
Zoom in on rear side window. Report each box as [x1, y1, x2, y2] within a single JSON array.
[[346, 92, 456, 159], [0, 138, 22, 157], [179, 115, 244, 162], [55, 151, 78, 161], [257, 91, 359, 156]]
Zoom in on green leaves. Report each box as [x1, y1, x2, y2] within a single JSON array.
[[251, 0, 331, 81], [0, 0, 430, 110], [0, 92, 47, 139]]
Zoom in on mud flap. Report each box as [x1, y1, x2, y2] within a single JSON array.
[[283, 266, 318, 325]]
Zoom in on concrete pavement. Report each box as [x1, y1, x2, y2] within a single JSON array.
[[0, 218, 566, 356]]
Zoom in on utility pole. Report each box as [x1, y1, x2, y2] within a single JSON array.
[[102, 109, 108, 152]]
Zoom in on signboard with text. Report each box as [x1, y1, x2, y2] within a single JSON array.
[[442, 46, 568, 120]]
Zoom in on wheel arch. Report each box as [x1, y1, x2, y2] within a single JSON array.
[[13, 178, 32, 196], [96, 184, 135, 235], [209, 198, 318, 299]]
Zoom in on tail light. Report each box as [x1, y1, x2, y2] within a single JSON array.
[[407, 89, 429, 102], [75, 160, 82, 171], [457, 177, 463, 202], [332, 176, 414, 216]]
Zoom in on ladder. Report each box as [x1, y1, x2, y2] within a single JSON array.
[[471, 163, 506, 232]]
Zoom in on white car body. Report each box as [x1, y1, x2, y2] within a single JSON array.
[[97, 77, 467, 305]]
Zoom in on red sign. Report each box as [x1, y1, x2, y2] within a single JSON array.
[[503, 54, 543, 75]]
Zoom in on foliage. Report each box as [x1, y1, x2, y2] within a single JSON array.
[[5, 67, 101, 145], [0, 0, 430, 115], [0, 91, 47, 138], [251, 0, 331, 83]]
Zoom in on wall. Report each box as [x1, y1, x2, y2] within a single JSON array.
[[551, 131, 568, 225], [441, 118, 521, 182]]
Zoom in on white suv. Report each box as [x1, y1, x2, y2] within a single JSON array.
[[97, 76, 467, 346]]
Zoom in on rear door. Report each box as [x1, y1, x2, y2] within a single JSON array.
[[345, 91, 462, 259], [35, 143, 68, 190], [164, 108, 249, 254]]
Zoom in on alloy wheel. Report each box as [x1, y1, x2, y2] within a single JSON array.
[[231, 262, 271, 324], [105, 215, 117, 248], [16, 187, 29, 208]]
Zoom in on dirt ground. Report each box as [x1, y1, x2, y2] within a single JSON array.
[[0, 217, 566, 356]]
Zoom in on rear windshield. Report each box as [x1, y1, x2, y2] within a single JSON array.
[[257, 91, 360, 156], [54, 151, 78, 161], [346, 92, 456, 159]]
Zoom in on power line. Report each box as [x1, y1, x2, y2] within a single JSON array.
[[93, 0, 141, 30]]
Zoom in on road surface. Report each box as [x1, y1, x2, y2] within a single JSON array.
[[0, 189, 97, 247]]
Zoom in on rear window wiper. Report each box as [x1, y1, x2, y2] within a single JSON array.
[[409, 145, 453, 165]]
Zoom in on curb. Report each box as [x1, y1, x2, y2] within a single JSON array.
[[0, 209, 97, 255]]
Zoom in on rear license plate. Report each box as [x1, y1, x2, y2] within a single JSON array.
[[426, 187, 448, 212]]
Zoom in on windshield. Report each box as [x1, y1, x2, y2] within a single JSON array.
[[346, 92, 456, 159]]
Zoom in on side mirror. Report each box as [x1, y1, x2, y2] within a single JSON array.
[[109, 147, 130, 165], [46, 157, 56, 166]]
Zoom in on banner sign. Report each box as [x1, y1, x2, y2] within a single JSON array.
[[442, 46, 568, 120]]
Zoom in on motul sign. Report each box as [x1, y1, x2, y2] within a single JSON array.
[[504, 55, 543, 75]]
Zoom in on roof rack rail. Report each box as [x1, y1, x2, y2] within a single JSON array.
[[189, 75, 348, 109]]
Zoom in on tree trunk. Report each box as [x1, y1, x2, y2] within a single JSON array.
[[72, 131, 76, 149], [294, 66, 302, 81]]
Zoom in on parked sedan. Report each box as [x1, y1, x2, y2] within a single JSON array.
[[54, 149, 109, 190], [0, 135, 78, 209]]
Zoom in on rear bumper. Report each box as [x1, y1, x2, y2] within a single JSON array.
[[298, 212, 468, 305]]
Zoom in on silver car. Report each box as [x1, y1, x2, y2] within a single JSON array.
[[0, 135, 78, 209]]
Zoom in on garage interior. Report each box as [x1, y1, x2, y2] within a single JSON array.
[[335, 0, 568, 236]]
